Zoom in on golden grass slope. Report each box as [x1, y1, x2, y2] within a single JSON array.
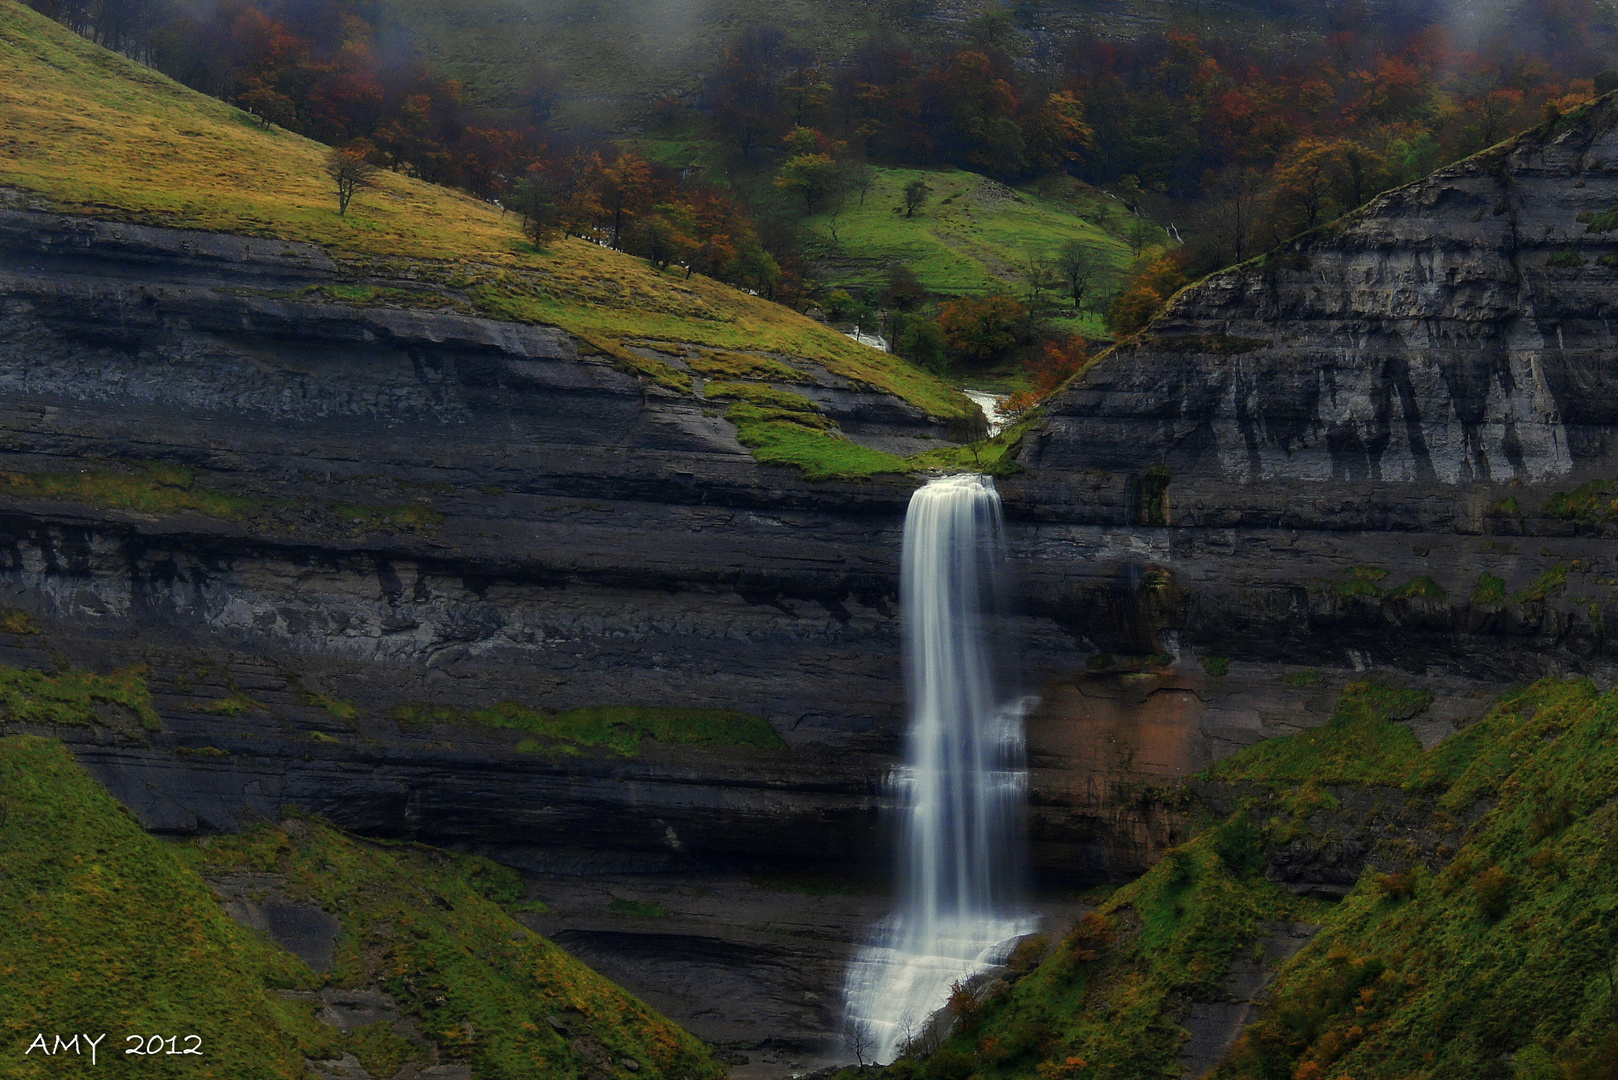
[[0, 0, 970, 420]]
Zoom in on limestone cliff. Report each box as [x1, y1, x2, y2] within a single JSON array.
[[1015, 96, 1618, 682], [17, 102, 1618, 886]]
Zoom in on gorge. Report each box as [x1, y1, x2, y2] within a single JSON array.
[[8, 1, 1618, 1073]]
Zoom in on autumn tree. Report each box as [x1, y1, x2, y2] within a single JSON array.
[[1106, 248, 1192, 338], [1330, 139, 1389, 211], [937, 293, 1027, 364], [635, 203, 698, 271], [599, 152, 653, 248], [774, 127, 843, 214], [1469, 87, 1527, 149], [324, 146, 378, 215], [1002, 336, 1089, 416], [1272, 137, 1338, 230]]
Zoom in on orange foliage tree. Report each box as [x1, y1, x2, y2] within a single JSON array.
[[937, 294, 1028, 364]]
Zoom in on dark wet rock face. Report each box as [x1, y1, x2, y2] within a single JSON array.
[[1014, 98, 1618, 679]]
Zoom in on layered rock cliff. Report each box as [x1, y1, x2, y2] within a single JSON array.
[[1016, 95, 1618, 682], [15, 100, 1618, 887]]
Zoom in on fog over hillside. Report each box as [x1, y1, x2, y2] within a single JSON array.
[[377, 0, 1488, 130]]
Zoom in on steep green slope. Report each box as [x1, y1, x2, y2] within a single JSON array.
[[0, 0, 971, 433], [0, 734, 726, 1079], [881, 678, 1618, 1080], [902, 818, 1317, 1080], [0, 734, 336, 1078], [180, 821, 726, 1080], [1212, 678, 1618, 1080]]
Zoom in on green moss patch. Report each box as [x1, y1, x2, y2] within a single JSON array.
[[0, 462, 445, 536], [1514, 563, 1569, 603], [1317, 566, 1391, 599], [0, 607, 41, 635], [1205, 681, 1432, 788], [725, 404, 911, 481], [608, 898, 669, 918], [1387, 575, 1448, 602], [0, 663, 161, 730], [1471, 572, 1507, 605], [703, 381, 824, 415], [684, 349, 809, 382], [1581, 205, 1618, 233], [1541, 478, 1618, 524], [393, 701, 785, 756], [0, 462, 263, 521]]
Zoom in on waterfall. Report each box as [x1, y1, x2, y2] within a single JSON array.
[[843, 474, 1032, 1064]]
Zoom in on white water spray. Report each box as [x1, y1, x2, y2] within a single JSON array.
[[843, 474, 1032, 1063]]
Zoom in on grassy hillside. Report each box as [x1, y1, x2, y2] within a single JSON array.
[[802, 167, 1139, 338], [0, 734, 725, 1079], [0, 0, 972, 444], [870, 678, 1618, 1080]]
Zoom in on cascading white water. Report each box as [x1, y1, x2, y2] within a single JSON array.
[[842, 474, 1032, 1063]]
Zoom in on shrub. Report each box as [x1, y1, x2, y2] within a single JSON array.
[[1061, 913, 1113, 962], [926, 1048, 974, 1080], [1375, 870, 1415, 901], [1007, 935, 1049, 974], [1474, 866, 1513, 921], [1472, 572, 1508, 604], [1215, 814, 1267, 879], [1201, 656, 1231, 677], [1163, 849, 1196, 890]]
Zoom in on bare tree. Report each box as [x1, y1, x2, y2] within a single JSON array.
[[845, 1017, 874, 1069], [325, 147, 378, 216], [1201, 166, 1266, 267], [1019, 254, 1060, 337], [1055, 239, 1101, 311], [895, 1009, 918, 1058], [1126, 213, 1154, 257]]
